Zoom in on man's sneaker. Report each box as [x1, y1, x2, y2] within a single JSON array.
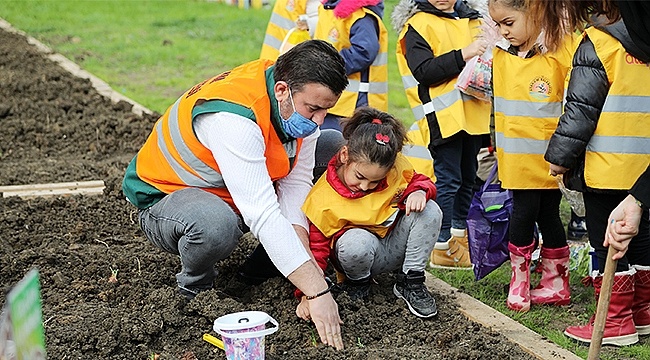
[[429, 229, 472, 270], [567, 217, 588, 241], [393, 270, 437, 318], [336, 276, 371, 301]]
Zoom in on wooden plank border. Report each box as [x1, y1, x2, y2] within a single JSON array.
[[0, 180, 105, 199], [0, 18, 152, 117]]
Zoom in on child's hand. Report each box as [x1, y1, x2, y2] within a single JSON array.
[[462, 39, 488, 61], [296, 296, 311, 321], [405, 190, 427, 216], [296, 19, 309, 31], [549, 163, 568, 176]]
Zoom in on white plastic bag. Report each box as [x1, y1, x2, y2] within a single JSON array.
[[556, 175, 586, 217]]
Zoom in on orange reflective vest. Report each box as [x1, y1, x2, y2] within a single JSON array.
[[314, 6, 388, 117], [583, 27, 650, 190], [302, 154, 413, 238], [123, 59, 303, 210]]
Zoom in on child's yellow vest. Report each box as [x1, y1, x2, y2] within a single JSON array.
[[583, 27, 650, 190]]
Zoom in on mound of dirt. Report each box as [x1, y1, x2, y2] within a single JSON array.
[[0, 27, 535, 359]]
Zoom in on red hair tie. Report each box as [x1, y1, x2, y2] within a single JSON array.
[[375, 133, 389, 145], [371, 119, 382, 125]]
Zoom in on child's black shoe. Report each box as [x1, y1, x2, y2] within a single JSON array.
[[394, 270, 437, 318]]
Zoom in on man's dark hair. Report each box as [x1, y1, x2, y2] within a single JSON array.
[[274, 40, 348, 95]]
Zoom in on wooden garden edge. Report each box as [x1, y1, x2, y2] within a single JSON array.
[[0, 18, 152, 117], [0, 180, 106, 199], [425, 273, 582, 360]]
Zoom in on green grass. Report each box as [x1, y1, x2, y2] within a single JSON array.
[[0, 0, 413, 123], [2, 1, 649, 359], [430, 252, 650, 359]]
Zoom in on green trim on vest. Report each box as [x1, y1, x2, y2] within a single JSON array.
[[191, 100, 255, 120], [122, 155, 166, 209]]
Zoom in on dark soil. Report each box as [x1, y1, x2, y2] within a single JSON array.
[[0, 27, 536, 359]]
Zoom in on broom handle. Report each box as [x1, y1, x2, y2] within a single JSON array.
[[587, 245, 618, 360]]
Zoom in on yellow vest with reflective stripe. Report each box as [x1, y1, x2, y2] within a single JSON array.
[[395, 12, 489, 139], [302, 154, 413, 238], [134, 60, 303, 211], [314, 7, 388, 117], [584, 27, 650, 190], [493, 37, 577, 189], [403, 118, 435, 180], [260, 0, 307, 60]]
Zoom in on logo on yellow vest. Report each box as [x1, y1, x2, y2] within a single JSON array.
[[529, 76, 552, 100], [391, 188, 406, 205], [327, 28, 339, 44], [285, 0, 295, 12]]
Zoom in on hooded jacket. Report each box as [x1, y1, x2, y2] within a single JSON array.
[[315, 0, 388, 116], [544, 18, 650, 193]]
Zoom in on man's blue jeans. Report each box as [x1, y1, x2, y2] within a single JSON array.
[[432, 132, 482, 242], [138, 188, 244, 294]]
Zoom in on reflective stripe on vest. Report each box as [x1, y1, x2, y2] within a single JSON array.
[[402, 119, 435, 180], [587, 135, 650, 154], [494, 97, 562, 118], [156, 99, 223, 187], [495, 132, 549, 155], [262, 12, 296, 52], [159, 98, 225, 187], [346, 79, 388, 94], [602, 95, 650, 113]]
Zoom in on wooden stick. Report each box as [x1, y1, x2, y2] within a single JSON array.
[[0, 180, 105, 198], [587, 246, 618, 360]]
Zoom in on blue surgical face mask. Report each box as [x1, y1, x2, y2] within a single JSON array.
[[279, 88, 318, 138]]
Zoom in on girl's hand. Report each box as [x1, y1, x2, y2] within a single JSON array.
[[296, 296, 311, 321], [405, 190, 427, 216], [462, 39, 488, 61], [549, 163, 568, 176]]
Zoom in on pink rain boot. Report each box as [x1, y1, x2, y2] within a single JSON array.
[[530, 246, 571, 306], [564, 269, 638, 346], [632, 265, 650, 336], [507, 242, 535, 312]]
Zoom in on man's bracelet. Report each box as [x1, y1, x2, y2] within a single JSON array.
[[635, 198, 644, 209], [305, 278, 334, 301]]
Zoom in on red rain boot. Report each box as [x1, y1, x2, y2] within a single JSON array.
[[530, 246, 571, 306], [507, 242, 535, 312], [632, 265, 650, 336], [564, 269, 639, 346]]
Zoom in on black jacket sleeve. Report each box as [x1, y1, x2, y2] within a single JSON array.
[[403, 25, 465, 87], [544, 37, 609, 169], [630, 165, 650, 208]]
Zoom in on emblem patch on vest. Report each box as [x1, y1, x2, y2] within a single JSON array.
[[327, 28, 339, 44], [391, 188, 405, 205], [529, 76, 552, 100], [286, 0, 295, 12]]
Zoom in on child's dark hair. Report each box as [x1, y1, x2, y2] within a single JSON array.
[[341, 107, 408, 169]]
